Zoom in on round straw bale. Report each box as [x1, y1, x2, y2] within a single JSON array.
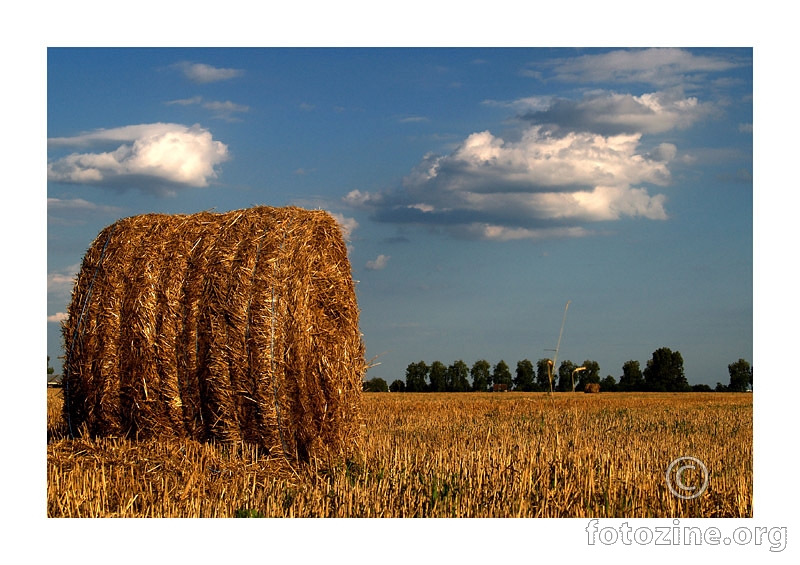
[[583, 382, 601, 394], [62, 206, 366, 464]]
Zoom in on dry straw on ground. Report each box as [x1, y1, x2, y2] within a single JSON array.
[[61, 206, 365, 464], [48, 391, 753, 517]]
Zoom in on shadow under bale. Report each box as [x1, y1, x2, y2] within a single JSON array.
[[61, 206, 365, 464]]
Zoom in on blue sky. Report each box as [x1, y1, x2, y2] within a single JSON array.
[[47, 47, 753, 387]]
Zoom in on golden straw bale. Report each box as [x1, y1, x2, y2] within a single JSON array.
[[61, 206, 365, 464], [584, 382, 601, 394]]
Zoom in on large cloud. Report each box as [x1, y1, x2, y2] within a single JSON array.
[[345, 126, 671, 241], [47, 123, 229, 195], [521, 89, 717, 135]]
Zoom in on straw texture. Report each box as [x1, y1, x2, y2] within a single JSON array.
[[62, 206, 365, 464]]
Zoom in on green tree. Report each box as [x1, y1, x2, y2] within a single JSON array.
[[514, 359, 536, 391], [536, 358, 553, 391], [47, 356, 55, 376], [727, 359, 753, 392], [405, 361, 429, 392], [618, 360, 644, 391], [363, 377, 389, 392], [575, 360, 601, 391], [448, 360, 471, 392], [470, 359, 490, 392], [600, 375, 618, 392], [644, 347, 690, 392], [428, 361, 448, 392], [492, 360, 513, 390], [556, 360, 578, 392], [389, 379, 406, 392]]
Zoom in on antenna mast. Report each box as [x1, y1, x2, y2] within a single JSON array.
[[553, 300, 570, 371], [547, 300, 571, 394]]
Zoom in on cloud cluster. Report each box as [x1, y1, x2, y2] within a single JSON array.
[[345, 126, 671, 241], [47, 123, 229, 195], [344, 49, 741, 242]]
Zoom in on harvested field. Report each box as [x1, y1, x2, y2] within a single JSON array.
[[48, 389, 752, 518]]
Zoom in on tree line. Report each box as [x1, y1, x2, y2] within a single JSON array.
[[363, 347, 753, 394]]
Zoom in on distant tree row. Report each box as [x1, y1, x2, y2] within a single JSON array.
[[362, 348, 752, 394]]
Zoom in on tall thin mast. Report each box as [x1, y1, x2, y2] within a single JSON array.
[[547, 300, 570, 393], [553, 300, 571, 371]]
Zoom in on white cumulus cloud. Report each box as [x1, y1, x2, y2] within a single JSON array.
[[48, 312, 69, 324], [345, 125, 670, 241], [47, 123, 229, 194], [435, 127, 671, 191], [365, 254, 390, 270]]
